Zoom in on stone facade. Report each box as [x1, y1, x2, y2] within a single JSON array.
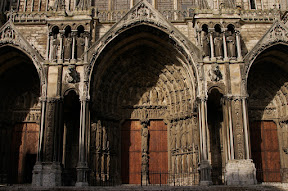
[[0, 0, 288, 187]]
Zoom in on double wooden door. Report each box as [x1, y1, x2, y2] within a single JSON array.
[[121, 120, 168, 184], [250, 121, 281, 182]]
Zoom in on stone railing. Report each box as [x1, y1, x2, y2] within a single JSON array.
[[7, 12, 47, 23], [240, 9, 281, 22]]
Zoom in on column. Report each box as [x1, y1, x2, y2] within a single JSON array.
[[235, 30, 243, 61], [83, 31, 89, 63], [76, 97, 89, 187], [130, 0, 133, 8], [47, 32, 52, 60], [71, 31, 77, 63], [209, 30, 215, 61], [140, 118, 149, 185], [32, 97, 46, 186], [242, 97, 250, 159], [198, 96, 212, 185], [227, 96, 235, 160], [37, 98, 47, 162], [222, 29, 228, 61]]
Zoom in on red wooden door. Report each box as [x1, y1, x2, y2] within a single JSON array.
[[148, 120, 168, 184], [250, 121, 281, 182], [11, 123, 39, 183], [121, 120, 141, 184]]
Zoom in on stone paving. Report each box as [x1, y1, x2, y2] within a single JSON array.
[[0, 183, 288, 191]]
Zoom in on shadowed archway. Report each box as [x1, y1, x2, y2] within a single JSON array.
[[247, 44, 288, 183], [0, 46, 41, 184]]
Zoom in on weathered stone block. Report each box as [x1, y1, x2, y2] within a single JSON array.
[[225, 159, 257, 186]]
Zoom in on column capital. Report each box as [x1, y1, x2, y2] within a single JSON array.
[[197, 95, 208, 102]]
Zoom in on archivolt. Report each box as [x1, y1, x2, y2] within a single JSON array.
[[90, 25, 196, 119]]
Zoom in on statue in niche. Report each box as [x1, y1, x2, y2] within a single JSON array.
[[209, 64, 223, 82], [64, 33, 72, 60], [214, 32, 223, 58], [226, 31, 236, 58], [51, 33, 59, 61], [76, 33, 85, 59], [65, 65, 80, 83], [201, 30, 210, 58]]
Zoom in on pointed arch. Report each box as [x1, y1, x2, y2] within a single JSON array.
[[0, 21, 47, 97], [86, 0, 201, 96]]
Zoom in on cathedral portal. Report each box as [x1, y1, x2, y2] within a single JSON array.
[[89, 25, 199, 185]]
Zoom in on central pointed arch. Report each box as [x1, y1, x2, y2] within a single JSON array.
[[88, 22, 200, 185]]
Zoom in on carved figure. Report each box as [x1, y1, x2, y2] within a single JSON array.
[[226, 31, 236, 58], [201, 30, 210, 58], [209, 64, 223, 82], [65, 65, 80, 83], [141, 127, 148, 153], [96, 120, 102, 150], [76, 33, 85, 59], [214, 32, 223, 58], [102, 125, 107, 150], [51, 34, 59, 60], [64, 33, 72, 60]]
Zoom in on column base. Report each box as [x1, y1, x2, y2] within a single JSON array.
[[32, 162, 62, 187], [32, 162, 43, 186], [76, 163, 89, 187], [281, 168, 288, 183], [225, 159, 257, 185], [199, 160, 212, 185]]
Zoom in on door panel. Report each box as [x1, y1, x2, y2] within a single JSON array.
[[250, 121, 281, 182], [121, 120, 141, 184], [148, 120, 168, 184]]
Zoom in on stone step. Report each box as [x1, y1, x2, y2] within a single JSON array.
[[0, 184, 288, 191]]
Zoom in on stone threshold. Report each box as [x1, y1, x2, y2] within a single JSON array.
[[0, 184, 288, 191]]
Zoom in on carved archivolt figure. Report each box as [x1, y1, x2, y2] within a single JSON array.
[[226, 31, 236, 58], [214, 32, 223, 58], [201, 30, 210, 58]]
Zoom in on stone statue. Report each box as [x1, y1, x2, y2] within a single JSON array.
[[214, 32, 223, 58], [96, 120, 102, 150], [51, 34, 59, 61], [141, 127, 148, 153], [64, 33, 72, 60], [102, 124, 107, 150], [226, 31, 236, 58], [76, 33, 85, 59], [201, 30, 210, 58]]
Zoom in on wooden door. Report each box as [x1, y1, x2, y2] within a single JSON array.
[[121, 120, 141, 184], [148, 120, 168, 184], [250, 121, 281, 182], [11, 123, 39, 183]]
